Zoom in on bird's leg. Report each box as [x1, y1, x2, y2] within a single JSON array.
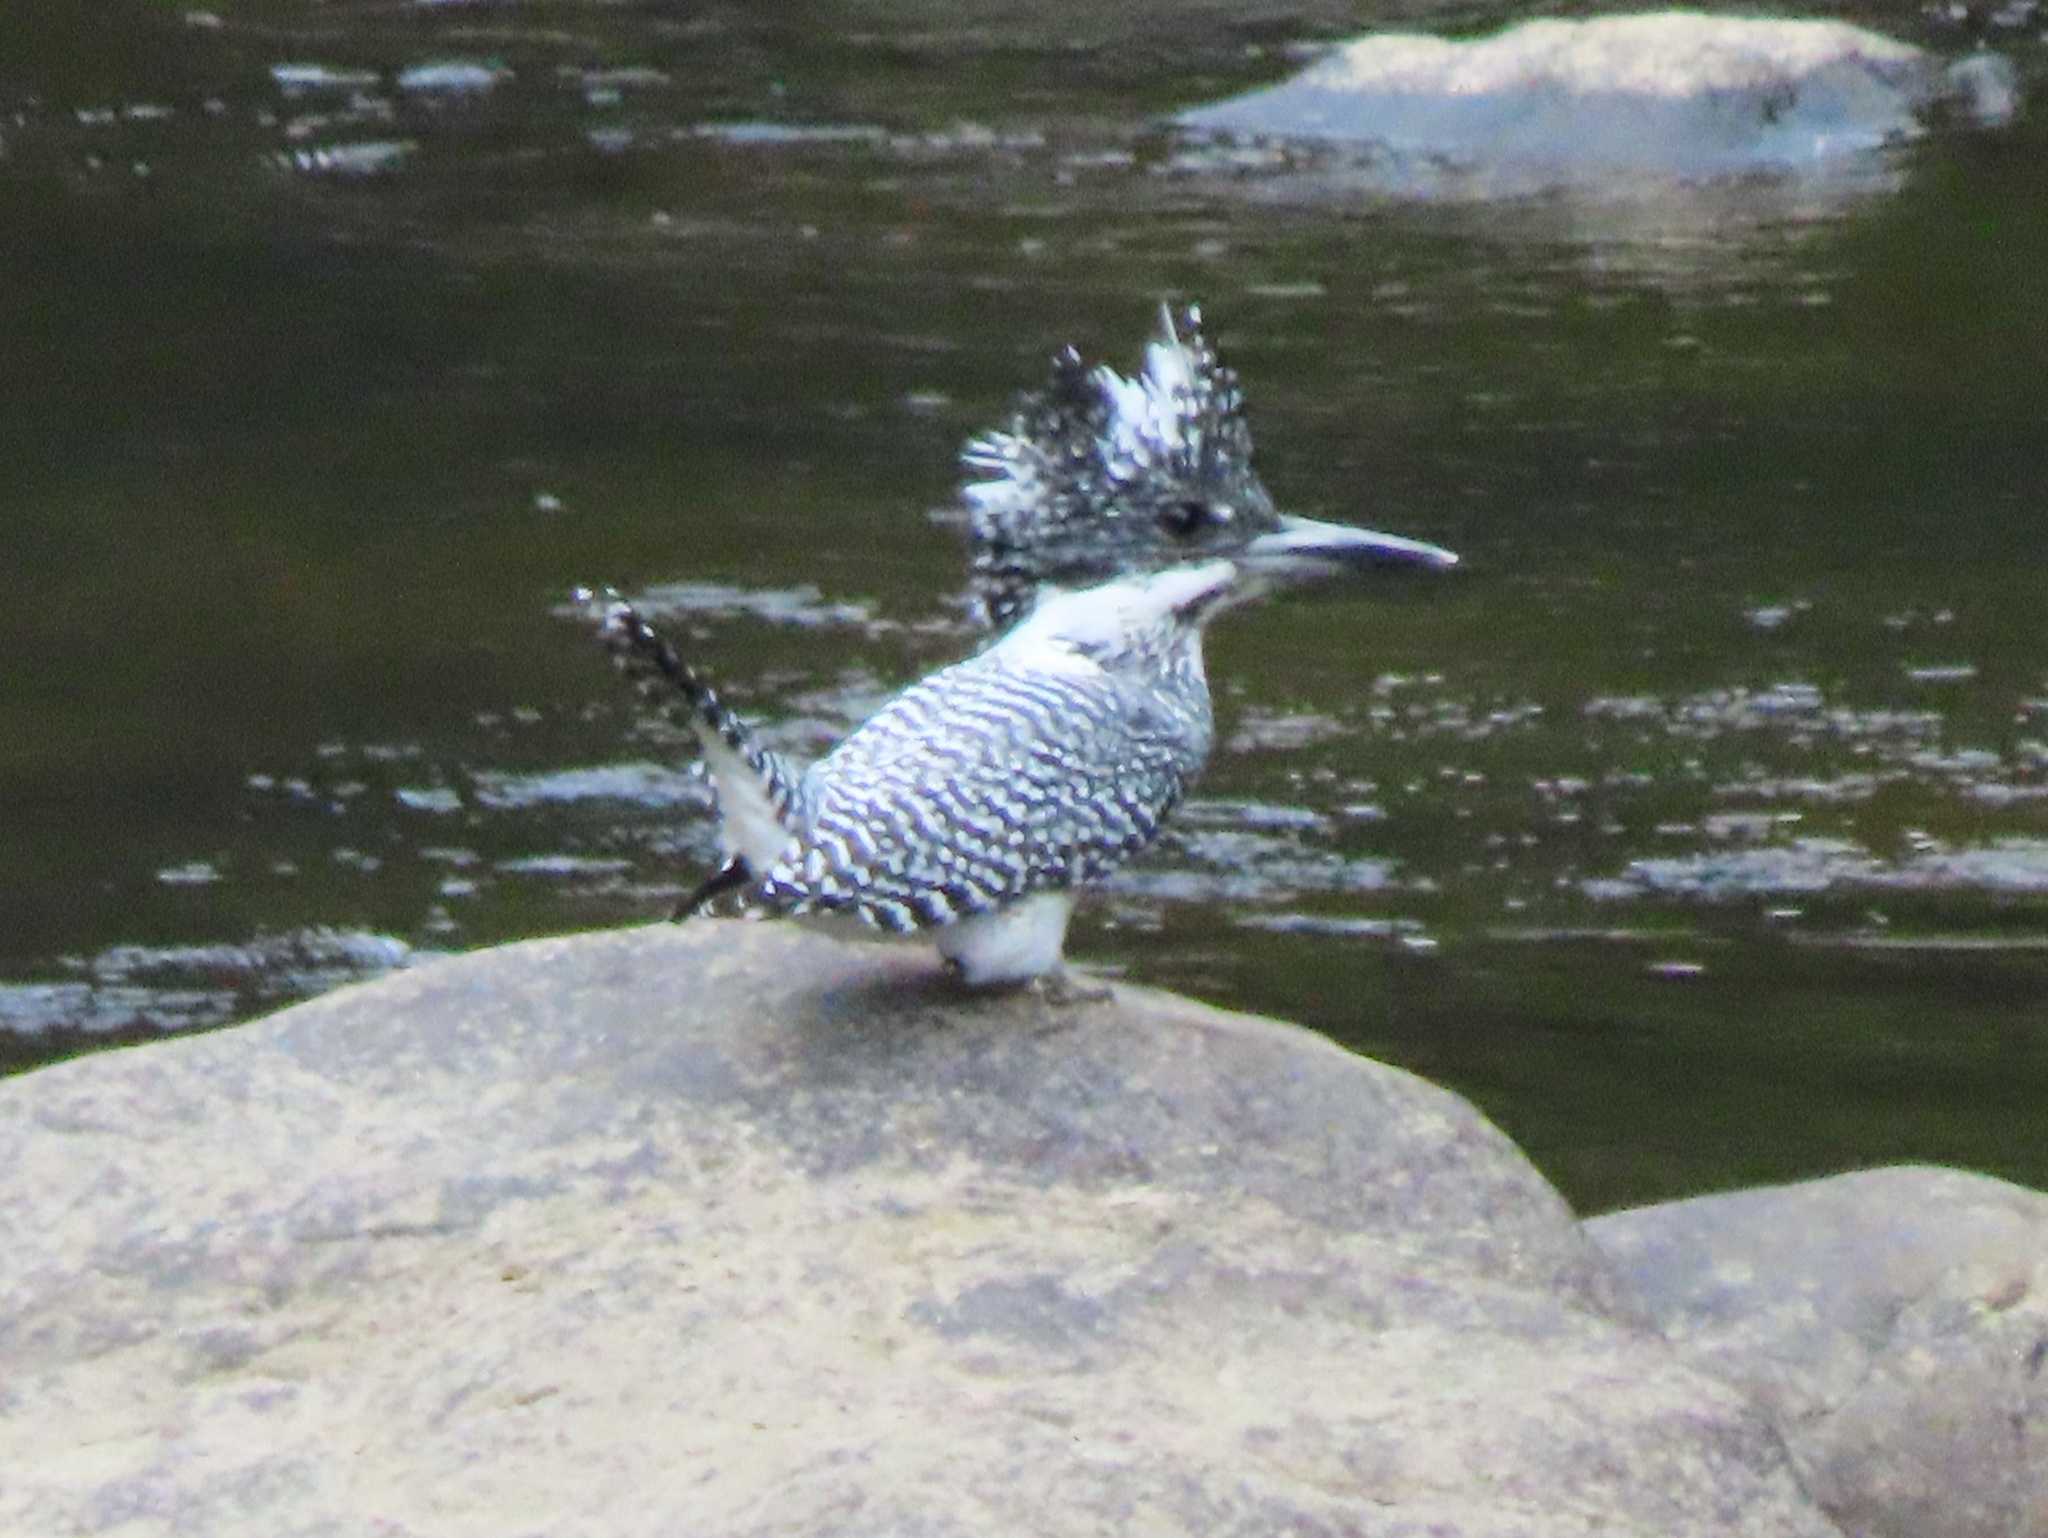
[[672, 855, 751, 921], [937, 956, 1112, 1007]]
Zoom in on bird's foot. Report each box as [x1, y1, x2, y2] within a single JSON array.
[[1034, 966, 1115, 1007], [939, 959, 1114, 1007]]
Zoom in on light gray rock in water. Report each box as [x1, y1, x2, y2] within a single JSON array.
[[1177, 13, 2018, 192], [1590, 1166, 2048, 1538], [0, 923, 1838, 1537]]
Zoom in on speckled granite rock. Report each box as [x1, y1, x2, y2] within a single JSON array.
[[0, 922, 1835, 1537], [1590, 1166, 2048, 1538]]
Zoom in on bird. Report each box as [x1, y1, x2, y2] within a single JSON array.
[[585, 303, 1457, 993]]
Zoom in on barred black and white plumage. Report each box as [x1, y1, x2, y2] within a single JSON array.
[[758, 584, 1213, 936], [579, 304, 1457, 989]]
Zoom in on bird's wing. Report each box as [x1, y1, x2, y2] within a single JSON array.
[[752, 653, 1206, 932]]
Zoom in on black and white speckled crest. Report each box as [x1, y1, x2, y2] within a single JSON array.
[[961, 304, 1283, 628]]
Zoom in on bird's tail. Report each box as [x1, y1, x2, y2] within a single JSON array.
[[579, 588, 805, 872]]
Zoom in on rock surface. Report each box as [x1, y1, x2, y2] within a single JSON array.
[[1177, 13, 2018, 192], [0, 921, 1839, 1537], [1590, 1167, 2048, 1538]]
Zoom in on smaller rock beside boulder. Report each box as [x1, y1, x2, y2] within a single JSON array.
[[1589, 1166, 2048, 1538], [1177, 13, 2018, 191]]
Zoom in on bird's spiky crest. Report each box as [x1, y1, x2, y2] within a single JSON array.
[[960, 303, 1271, 629]]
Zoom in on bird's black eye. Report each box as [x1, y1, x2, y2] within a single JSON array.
[[1159, 500, 1211, 539]]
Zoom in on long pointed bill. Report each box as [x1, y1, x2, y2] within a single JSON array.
[[1242, 514, 1459, 582]]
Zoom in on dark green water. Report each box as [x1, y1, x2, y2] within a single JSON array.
[[4, 0, 2045, 1213]]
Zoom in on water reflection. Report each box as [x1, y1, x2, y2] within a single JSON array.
[[0, 929, 424, 1050], [2, 0, 2044, 1209]]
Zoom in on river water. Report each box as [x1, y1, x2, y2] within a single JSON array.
[[4, 0, 2044, 1211]]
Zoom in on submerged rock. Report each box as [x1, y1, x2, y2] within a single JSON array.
[[1590, 1167, 2048, 1538], [1178, 13, 2018, 191], [0, 923, 1833, 1537]]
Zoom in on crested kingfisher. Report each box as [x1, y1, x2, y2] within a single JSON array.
[[587, 304, 1456, 989]]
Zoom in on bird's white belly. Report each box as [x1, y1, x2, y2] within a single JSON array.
[[771, 889, 1075, 987], [933, 890, 1077, 986]]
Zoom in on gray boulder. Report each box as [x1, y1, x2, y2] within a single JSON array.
[[1177, 13, 2018, 192], [1590, 1167, 2048, 1538], [0, 922, 1836, 1536]]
